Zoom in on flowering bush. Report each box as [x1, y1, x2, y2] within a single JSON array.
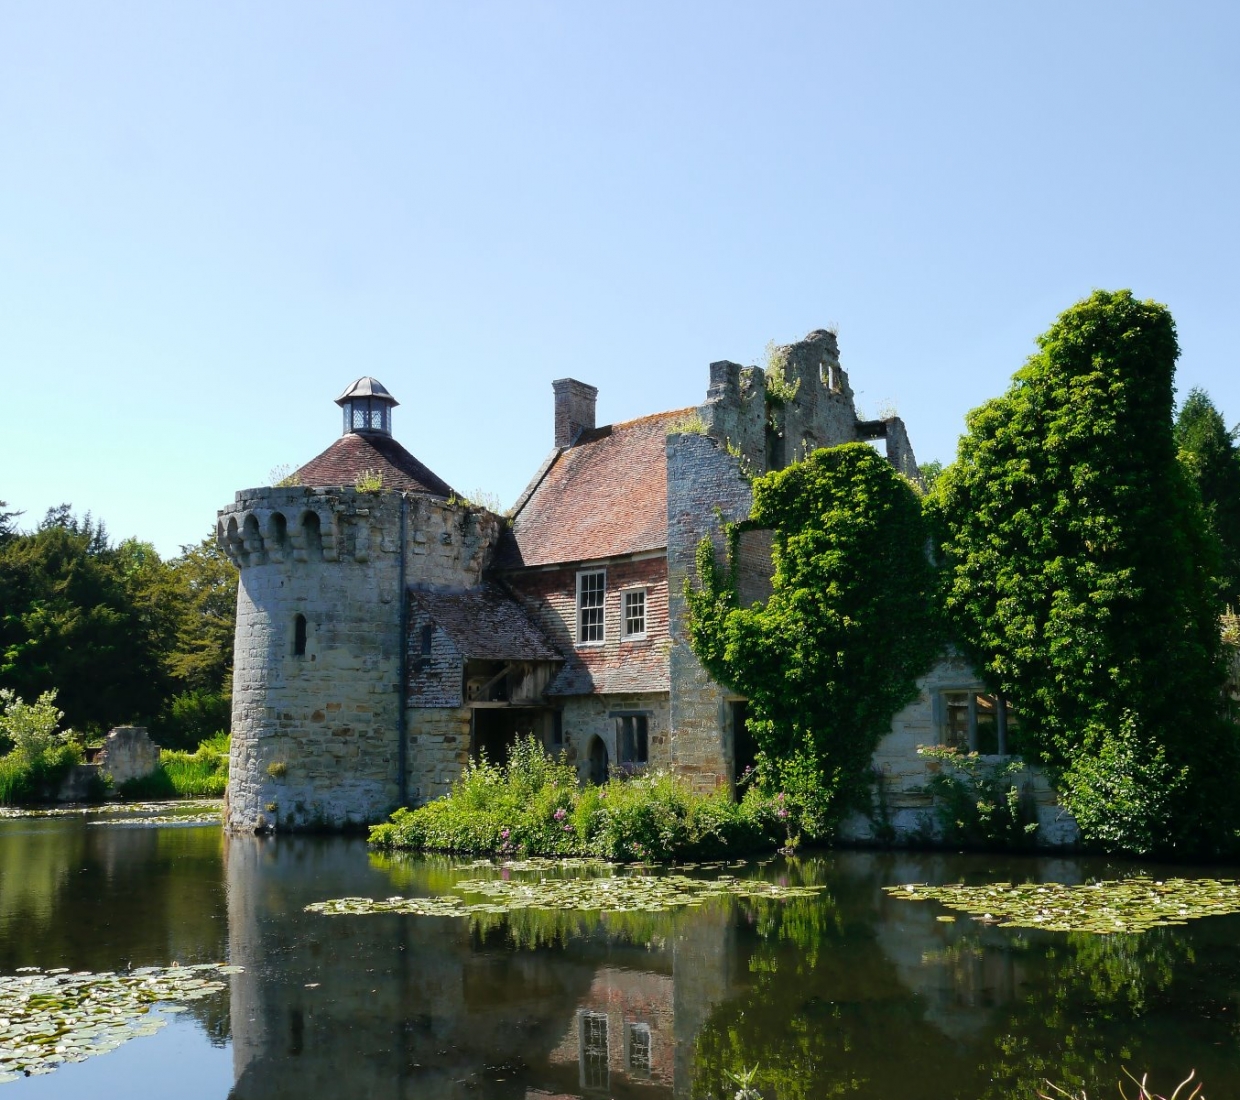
[[370, 736, 785, 861]]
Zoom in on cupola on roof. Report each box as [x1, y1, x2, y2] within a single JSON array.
[[337, 377, 398, 438], [293, 377, 458, 498]]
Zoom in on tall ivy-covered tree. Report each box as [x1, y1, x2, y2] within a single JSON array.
[[686, 443, 940, 836], [1175, 388, 1240, 610], [932, 290, 1236, 855]]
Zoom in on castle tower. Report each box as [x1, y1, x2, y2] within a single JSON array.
[[218, 379, 501, 832]]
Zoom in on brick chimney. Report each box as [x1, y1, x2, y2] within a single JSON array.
[[552, 378, 598, 448]]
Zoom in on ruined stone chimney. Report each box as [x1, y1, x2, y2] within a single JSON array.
[[552, 378, 598, 448]]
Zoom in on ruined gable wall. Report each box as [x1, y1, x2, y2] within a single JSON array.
[[219, 486, 501, 832]]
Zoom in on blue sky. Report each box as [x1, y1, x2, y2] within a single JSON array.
[[2, 1, 1237, 557]]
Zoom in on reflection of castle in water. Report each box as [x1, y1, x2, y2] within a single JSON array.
[[222, 841, 1232, 1100], [224, 836, 739, 1100]]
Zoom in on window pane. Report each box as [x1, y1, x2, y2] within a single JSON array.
[[975, 693, 999, 754], [578, 572, 605, 643], [623, 589, 646, 637], [943, 692, 969, 751], [581, 1013, 608, 1090], [628, 1024, 651, 1074]]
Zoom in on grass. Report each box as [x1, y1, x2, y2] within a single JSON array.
[[119, 733, 229, 799], [370, 736, 786, 861]]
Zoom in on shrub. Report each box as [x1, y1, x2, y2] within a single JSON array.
[[0, 689, 83, 804], [370, 736, 783, 860], [918, 745, 1039, 850]]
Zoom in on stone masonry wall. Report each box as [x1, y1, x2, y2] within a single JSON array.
[[837, 654, 1080, 848], [407, 706, 472, 805], [560, 692, 672, 783], [665, 431, 754, 792], [219, 486, 501, 832]]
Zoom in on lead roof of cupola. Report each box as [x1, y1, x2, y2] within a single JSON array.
[[335, 377, 399, 406]]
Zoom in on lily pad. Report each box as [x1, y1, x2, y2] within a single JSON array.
[[0, 962, 239, 1082], [884, 877, 1240, 934], [307, 869, 822, 918]]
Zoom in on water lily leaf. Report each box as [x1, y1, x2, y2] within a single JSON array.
[[884, 877, 1240, 934]]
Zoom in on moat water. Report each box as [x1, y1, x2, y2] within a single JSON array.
[[3, 810, 1240, 1099]]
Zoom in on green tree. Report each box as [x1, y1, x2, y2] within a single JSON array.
[[0, 507, 169, 733], [686, 443, 940, 836], [932, 290, 1236, 854], [1174, 387, 1240, 609]]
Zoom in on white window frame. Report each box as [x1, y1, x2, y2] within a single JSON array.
[[621, 587, 648, 640], [576, 569, 607, 646], [626, 1021, 652, 1076]]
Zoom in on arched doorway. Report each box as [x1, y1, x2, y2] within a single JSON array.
[[587, 735, 609, 786]]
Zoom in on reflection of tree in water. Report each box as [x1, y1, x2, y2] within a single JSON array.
[[692, 891, 874, 1100], [977, 930, 1194, 1100]]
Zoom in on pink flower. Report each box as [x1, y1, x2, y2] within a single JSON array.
[[553, 808, 567, 821], [776, 792, 785, 802], [776, 807, 789, 819], [500, 828, 510, 840], [563, 823, 573, 831]]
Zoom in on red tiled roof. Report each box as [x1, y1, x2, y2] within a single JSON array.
[[295, 433, 456, 497], [498, 409, 690, 568]]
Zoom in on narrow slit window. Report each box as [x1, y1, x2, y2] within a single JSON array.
[[622, 589, 647, 639], [577, 570, 606, 644], [293, 614, 308, 657]]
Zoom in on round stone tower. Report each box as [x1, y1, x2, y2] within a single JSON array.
[[218, 379, 501, 832]]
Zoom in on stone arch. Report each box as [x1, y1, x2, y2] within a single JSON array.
[[265, 511, 289, 564], [293, 612, 308, 656], [223, 515, 245, 566], [299, 510, 323, 562], [242, 513, 264, 565], [586, 735, 609, 786]]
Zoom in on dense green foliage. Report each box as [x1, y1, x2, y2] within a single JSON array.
[[932, 290, 1237, 855], [917, 746, 1039, 850], [685, 443, 940, 837], [0, 506, 236, 744], [1175, 387, 1240, 609], [370, 737, 786, 860], [0, 689, 83, 804], [117, 734, 230, 799]]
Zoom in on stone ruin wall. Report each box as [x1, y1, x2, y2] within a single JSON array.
[[218, 486, 501, 832]]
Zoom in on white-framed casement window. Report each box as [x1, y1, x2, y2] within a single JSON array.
[[576, 570, 606, 645], [621, 587, 647, 640]]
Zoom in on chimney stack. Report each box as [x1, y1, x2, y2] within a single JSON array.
[[552, 379, 598, 448]]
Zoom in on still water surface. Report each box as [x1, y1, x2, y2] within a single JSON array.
[[2, 811, 1240, 1099]]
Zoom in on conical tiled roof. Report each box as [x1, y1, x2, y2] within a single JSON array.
[[295, 432, 456, 497]]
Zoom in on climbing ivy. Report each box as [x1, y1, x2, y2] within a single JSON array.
[[931, 290, 1238, 855], [686, 443, 941, 838]]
